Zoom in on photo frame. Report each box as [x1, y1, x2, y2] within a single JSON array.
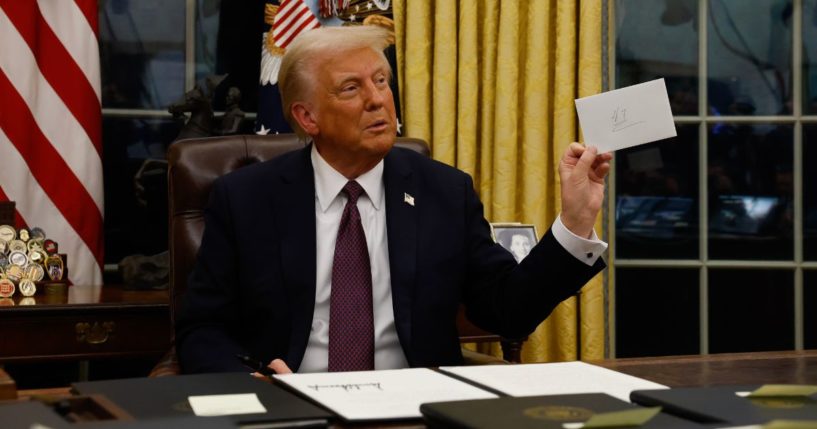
[[490, 223, 539, 263]]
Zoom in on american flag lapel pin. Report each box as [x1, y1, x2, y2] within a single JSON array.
[[403, 192, 415, 206]]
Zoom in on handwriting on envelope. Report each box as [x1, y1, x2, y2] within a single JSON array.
[[575, 78, 677, 153]]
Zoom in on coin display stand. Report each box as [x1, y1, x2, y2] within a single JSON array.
[[0, 224, 66, 300]]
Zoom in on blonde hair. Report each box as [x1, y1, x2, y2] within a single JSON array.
[[278, 25, 392, 137]]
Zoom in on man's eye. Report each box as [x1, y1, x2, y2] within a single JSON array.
[[342, 85, 358, 92]]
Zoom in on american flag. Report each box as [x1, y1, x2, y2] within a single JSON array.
[[272, 0, 321, 49], [0, 0, 103, 287], [256, 0, 323, 135]]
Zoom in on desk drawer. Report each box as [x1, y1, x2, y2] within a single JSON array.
[[0, 306, 171, 362]]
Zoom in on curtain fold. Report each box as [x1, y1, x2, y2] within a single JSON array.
[[394, 0, 606, 361]]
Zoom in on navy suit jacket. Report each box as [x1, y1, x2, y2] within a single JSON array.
[[176, 145, 604, 373]]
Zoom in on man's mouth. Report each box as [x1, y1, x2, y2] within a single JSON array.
[[366, 120, 389, 132]]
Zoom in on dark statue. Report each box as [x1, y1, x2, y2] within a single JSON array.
[[167, 74, 246, 141], [219, 87, 246, 136], [124, 75, 247, 290]]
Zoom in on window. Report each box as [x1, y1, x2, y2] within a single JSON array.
[[611, 0, 816, 357], [99, 0, 261, 275]]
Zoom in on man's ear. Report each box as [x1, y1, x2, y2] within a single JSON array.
[[291, 103, 319, 136]]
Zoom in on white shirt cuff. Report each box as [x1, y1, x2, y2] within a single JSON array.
[[551, 214, 608, 266]]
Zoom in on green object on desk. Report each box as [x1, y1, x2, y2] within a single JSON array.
[[749, 385, 817, 398], [582, 406, 662, 428], [764, 420, 817, 429]]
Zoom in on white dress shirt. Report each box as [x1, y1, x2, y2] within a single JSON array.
[[299, 145, 607, 372], [300, 146, 408, 372]]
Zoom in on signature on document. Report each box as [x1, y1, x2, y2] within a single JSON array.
[[307, 382, 384, 392], [611, 106, 645, 132]]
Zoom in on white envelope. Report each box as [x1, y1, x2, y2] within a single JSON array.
[[575, 78, 677, 153]]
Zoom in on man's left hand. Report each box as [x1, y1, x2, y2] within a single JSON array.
[[251, 358, 293, 382], [558, 143, 612, 239]]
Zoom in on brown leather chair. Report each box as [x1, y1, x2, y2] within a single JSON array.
[[151, 134, 522, 376]]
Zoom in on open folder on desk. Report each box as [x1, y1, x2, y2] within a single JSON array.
[[72, 372, 331, 427], [421, 393, 705, 429], [439, 361, 669, 402], [273, 367, 497, 421], [631, 386, 817, 426]]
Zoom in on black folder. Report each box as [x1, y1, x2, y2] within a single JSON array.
[[631, 386, 817, 425], [0, 401, 74, 429], [72, 372, 332, 427], [86, 416, 238, 428], [0, 401, 236, 429], [420, 393, 704, 428]]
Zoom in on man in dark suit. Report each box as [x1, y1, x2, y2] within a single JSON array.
[[176, 25, 612, 374]]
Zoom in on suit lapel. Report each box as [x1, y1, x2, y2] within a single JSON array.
[[275, 146, 317, 369], [383, 148, 418, 361]]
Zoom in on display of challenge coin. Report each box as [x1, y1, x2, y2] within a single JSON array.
[[0, 225, 15, 242], [30, 227, 46, 240], [8, 239, 26, 253], [25, 264, 45, 282], [43, 239, 58, 255], [5, 263, 24, 282], [27, 239, 44, 252], [0, 240, 7, 254], [0, 278, 15, 298], [8, 251, 28, 267], [45, 254, 64, 281], [28, 250, 45, 265], [18, 278, 36, 297], [18, 228, 30, 242]]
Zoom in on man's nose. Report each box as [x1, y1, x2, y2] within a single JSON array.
[[363, 81, 388, 110]]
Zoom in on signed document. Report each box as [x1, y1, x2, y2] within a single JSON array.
[[575, 78, 677, 153], [274, 368, 497, 421], [440, 361, 668, 403]]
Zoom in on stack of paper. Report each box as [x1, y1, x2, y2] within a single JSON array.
[[440, 361, 669, 402]]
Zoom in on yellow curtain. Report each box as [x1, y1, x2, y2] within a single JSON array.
[[394, 0, 606, 361]]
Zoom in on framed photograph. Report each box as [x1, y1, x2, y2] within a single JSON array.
[[490, 223, 538, 263]]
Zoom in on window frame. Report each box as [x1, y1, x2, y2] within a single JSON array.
[[605, 0, 817, 357]]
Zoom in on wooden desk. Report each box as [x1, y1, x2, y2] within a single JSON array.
[[593, 350, 817, 387], [8, 351, 816, 428], [0, 285, 170, 363]]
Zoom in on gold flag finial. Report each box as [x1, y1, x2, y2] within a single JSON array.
[[264, 3, 278, 26]]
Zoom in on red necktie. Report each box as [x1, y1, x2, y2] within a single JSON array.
[[328, 180, 374, 371]]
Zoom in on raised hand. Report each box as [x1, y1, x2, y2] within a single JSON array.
[[558, 143, 612, 239]]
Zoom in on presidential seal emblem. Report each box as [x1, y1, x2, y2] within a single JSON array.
[[523, 405, 594, 421]]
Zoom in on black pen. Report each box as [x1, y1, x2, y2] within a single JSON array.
[[236, 353, 276, 376]]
